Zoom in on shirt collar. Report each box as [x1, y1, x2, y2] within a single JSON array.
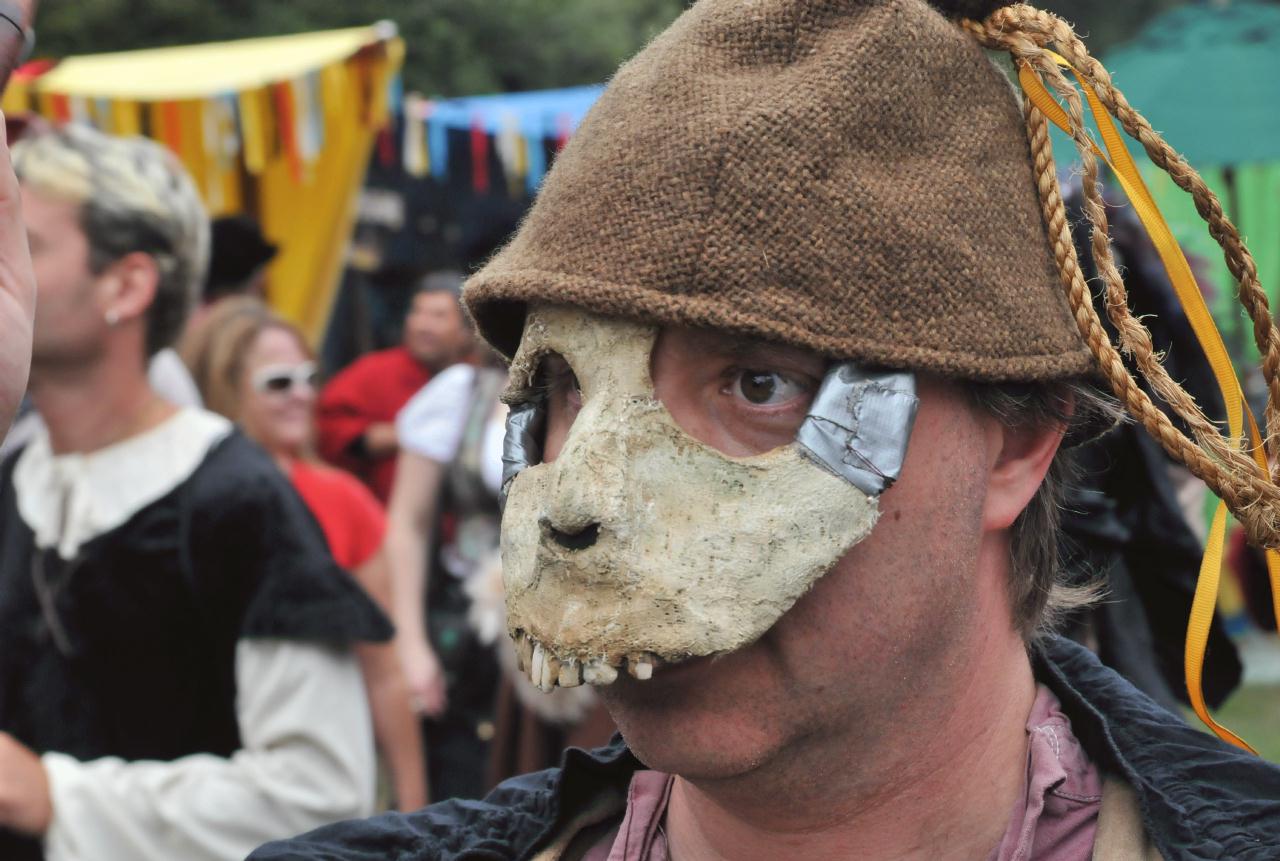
[[13, 407, 232, 559]]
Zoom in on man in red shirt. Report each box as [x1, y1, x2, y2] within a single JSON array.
[[316, 272, 474, 502]]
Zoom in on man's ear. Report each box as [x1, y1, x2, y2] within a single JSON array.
[[98, 251, 160, 325], [980, 411, 1067, 532]]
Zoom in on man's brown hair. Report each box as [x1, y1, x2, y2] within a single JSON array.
[[967, 378, 1121, 640]]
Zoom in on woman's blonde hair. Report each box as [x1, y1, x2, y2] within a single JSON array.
[[180, 297, 313, 423]]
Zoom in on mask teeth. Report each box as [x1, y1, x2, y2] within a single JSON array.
[[558, 658, 583, 688], [512, 631, 635, 691], [517, 634, 534, 675], [582, 659, 619, 686], [627, 654, 654, 680], [541, 650, 561, 693]]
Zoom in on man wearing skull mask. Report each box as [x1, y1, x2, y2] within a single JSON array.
[[254, 1, 1280, 859]]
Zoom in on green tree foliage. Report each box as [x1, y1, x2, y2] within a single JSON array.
[[34, 0, 1257, 97], [34, 0, 688, 96]]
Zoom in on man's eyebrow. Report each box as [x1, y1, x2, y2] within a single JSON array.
[[705, 332, 819, 365]]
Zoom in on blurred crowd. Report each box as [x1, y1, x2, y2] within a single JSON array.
[[0, 121, 610, 860]]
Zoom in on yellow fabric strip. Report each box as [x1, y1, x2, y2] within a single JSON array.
[[110, 100, 142, 137], [237, 87, 268, 175], [1, 78, 29, 116], [1190, 502, 1255, 751], [1028, 60, 1273, 478], [1018, 62, 1248, 443], [1018, 57, 1276, 754]]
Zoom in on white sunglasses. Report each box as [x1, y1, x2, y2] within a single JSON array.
[[252, 361, 319, 394]]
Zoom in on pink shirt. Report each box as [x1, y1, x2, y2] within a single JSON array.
[[990, 684, 1102, 861], [586, 685, 1101, 861]]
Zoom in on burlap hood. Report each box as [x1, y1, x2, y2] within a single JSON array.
[[464, 0, 1096, 382]]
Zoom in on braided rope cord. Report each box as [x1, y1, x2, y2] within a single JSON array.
[[963, 6, 1280, 552]]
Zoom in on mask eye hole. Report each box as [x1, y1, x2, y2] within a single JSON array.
[[650, 328, 825, 458], [532, 352, 582, 463]]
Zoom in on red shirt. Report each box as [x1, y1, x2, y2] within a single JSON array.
[[289, 460, 387, 571], [315, 346, 433, 503]]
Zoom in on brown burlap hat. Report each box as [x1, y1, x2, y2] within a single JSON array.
[[464, 0, 1097, 382]]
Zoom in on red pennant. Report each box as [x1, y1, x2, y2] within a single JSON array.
[[555, 113, 572, 151], [13, 58, 56, 81], [48, 92, 71, 123], [470, 115, 489, 194], [377, 126, 396, 167], [160, 101, 182, 154], [272, 82, 304, 184]]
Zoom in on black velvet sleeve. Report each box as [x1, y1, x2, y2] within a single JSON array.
[[185, 432, 393, 646]]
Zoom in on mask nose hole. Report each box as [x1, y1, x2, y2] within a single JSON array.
[[543, 520, 601, 551]]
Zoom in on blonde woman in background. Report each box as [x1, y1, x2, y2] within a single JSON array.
[[183, 297, 427, 811]]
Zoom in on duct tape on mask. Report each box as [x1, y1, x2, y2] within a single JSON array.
[[796, 365, 918, 497], [501, 398, 546, 506]]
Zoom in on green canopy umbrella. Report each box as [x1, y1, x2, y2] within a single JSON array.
[[1057, 1, 1280, 535], [1104, 0, 1280, 167], [1045, 1, 1280, 371]]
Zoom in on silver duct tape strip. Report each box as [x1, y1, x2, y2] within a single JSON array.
[[796, 364, 918, 497], [501, 399, 545, 505]]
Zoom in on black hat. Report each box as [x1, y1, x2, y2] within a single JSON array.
[[205, 215, 278, 301]]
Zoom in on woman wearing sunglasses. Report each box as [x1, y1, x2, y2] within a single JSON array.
[[182, 297, 427, 811]]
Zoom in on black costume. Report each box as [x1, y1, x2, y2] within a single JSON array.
[[0, 423, 390, 860]]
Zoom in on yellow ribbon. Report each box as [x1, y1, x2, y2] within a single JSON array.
[[237, 87, 269, 176], [1018, 54, 1280, 754]]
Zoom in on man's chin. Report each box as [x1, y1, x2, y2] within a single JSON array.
[[597, 655, 786, 780]]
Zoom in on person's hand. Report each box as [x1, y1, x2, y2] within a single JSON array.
[[363, 422, 401, 458], [0, 114, 37, 437], [399, 636, 447, 718], [0, 733, 52, 837]]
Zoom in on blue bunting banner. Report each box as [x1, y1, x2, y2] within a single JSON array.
[[397, 84, 603, 195]]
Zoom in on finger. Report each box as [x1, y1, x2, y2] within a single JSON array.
[[423, 689, 446, 719], [0, 109, 36, 319]]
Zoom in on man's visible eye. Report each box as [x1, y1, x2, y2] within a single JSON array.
[[727, 370, 810, 406], [545, 357, 580, 399], [533, 352, 583, 463], [533, 353, 582, 409]]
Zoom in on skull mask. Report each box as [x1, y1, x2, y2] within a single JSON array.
[[502, 306, 918, 691]]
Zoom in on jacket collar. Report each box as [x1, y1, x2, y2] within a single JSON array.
[[539, 637, 1280, 861], [1035, 635, 1280, 861]]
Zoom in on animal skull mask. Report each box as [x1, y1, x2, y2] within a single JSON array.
[[501, 306, 918, 691]]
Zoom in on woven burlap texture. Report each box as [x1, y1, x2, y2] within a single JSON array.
[[464, 0, 1097, 382]]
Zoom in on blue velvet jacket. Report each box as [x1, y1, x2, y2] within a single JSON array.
[[253, 637, 1280, 861]]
